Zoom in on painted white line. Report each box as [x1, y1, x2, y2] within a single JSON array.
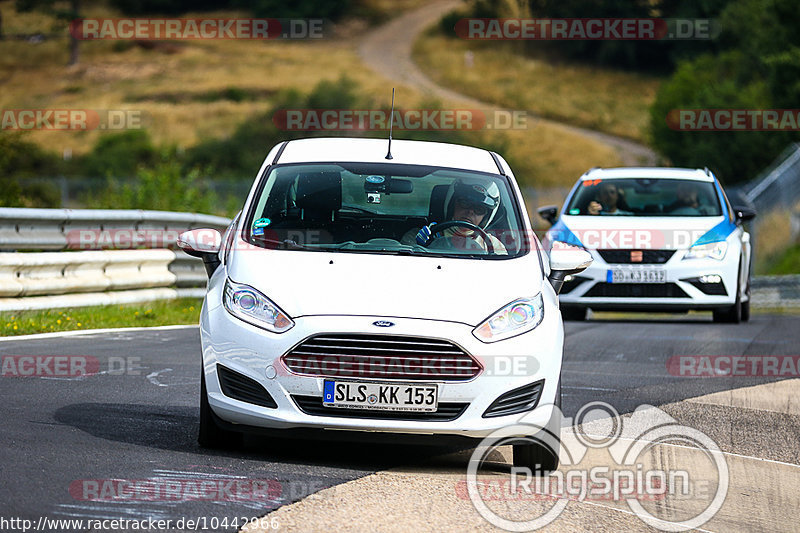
[[0, 324, 197, 342], [563, 386, 619, 392], [146, 368, 173, 387]]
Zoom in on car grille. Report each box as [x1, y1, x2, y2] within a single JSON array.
[[282, 334, 481, 381], [597, 249, 675, 264], [584, 283, 689, 298], [217, 364, 277, 409], [483, 380, 544, 418], [291, 395, 468, 421]]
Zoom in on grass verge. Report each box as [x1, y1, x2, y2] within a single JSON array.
[[0, 298, 202, 336], [1, 3, 622, 190], [412, 32, 662, 143]]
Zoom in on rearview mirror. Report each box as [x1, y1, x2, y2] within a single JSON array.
[[177, 229, 222, 277], [547, 247, 592, 294], [732, 205, 756, 223], [537, 205, 559, 225]]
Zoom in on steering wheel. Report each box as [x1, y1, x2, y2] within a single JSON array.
[[422, 220, 494, 254]]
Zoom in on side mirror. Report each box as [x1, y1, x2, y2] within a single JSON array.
[[177, 229, 222, 278], [537, 205, 559, 225], [732, 205, 756, 223], [547, 247, 592, 294]]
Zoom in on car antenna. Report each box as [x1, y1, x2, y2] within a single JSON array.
[[385, 88, 395, 160]]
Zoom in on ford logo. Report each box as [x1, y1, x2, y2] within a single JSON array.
[[372, 320, 395, 327]]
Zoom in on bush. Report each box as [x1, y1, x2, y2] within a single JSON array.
[[0, 133, 62, 178], [86, 154, 220, 215], [80, 130, 159, 178]]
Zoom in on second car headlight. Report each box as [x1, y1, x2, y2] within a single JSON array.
[[473, 294, 544, 343], [684, 241, 728, 261], [223, 279, 294, 333]]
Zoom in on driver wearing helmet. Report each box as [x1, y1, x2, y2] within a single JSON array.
[[404, 179, 507, 254]]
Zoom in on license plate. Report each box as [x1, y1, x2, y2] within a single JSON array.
[[323, 380, 438, 412], [608, 268, 666, 284]]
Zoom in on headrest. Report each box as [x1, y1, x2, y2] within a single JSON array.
[[295, 171, 342, 212]]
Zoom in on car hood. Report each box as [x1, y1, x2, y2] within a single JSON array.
[[227, 249, 543, 326], [550, 215, 731, 250]]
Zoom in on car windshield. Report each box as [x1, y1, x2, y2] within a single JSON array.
[[245, 162, 526, 258], [565, 178, 722, 217]]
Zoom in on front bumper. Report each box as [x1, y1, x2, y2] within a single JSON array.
[[558, 248, 739, 311], [200, 299, 563, 439]]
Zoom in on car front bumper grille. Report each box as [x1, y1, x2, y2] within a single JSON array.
[[282, 334, 481, 381]]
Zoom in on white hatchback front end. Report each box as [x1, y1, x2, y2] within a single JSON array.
[[180, 137, 592, 470]]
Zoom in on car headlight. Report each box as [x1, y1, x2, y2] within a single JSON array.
[[473, 294, 544, 343], [683, 241, 728, 261], [223, 279, 294, 333]]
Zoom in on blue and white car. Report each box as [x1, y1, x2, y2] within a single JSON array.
[[539, 167, 756, 323]]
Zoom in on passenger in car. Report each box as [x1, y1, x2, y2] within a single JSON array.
[[666, 182, 709, 215]]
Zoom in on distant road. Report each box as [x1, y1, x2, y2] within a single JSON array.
[[358, 0, 659, 166]]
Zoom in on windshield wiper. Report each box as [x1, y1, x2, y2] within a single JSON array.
[[252, 236, 317, 250]]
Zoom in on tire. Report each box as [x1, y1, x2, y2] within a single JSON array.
[[713, 259, 744, 324], [513, 379, 561, 473], [741, 281, 751, 322], [561, 306, 587, 321], [713, 290, 741, 323], [198, 371, 242, 449]]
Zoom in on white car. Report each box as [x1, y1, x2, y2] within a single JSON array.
[[178, 137, 591, 470], [539, 167, 755, 323]]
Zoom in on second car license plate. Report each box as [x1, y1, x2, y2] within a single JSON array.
[[609, 267, 666, 284], [323, 380, 438, 412]]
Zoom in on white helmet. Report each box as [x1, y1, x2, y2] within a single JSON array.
[[444, 178, 501, 229]]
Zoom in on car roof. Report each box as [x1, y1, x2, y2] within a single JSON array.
[[274, 137, 501, 174], [580, 167, 716, 182]]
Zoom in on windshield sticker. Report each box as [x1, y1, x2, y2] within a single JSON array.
[[569, 208, 580, 215], [252, 227, 265, 236], [366, 175, 385, 184], [253, 217, 271, 228], [583, 179, 602, 187]]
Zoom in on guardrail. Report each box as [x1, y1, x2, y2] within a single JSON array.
[[0, 208, 230, 251], [0, 208, 231, 312], [751, 275, 800, 308]]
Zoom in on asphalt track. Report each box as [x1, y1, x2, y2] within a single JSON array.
[[1, 313, 798, 531]]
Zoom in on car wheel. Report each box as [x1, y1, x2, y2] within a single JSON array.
[[561, 307, 587, 321], [713, 291, 742, 323], [741, 281, 751, 322], [199, 371, 242, 449], [513, 379, 561, 473]]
